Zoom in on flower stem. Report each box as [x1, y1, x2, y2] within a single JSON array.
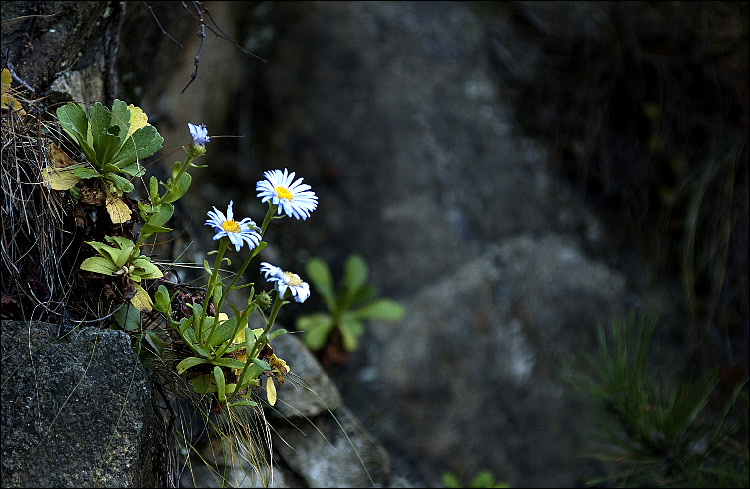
[[248, 291, 285, 360], [259, 203, 278, 236], [197, 237, 229, 345]]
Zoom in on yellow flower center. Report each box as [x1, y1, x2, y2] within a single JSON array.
[[275, 186, 294, 200], [284, 271, 303, 286], [222, 220, 240, 233]]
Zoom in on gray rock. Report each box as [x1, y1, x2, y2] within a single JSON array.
[[273, 405, 391, 488], [268, 330, 342, 419], [1, 320, 164, 488]]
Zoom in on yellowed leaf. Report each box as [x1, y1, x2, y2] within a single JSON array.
[[1, 68, 26, 115], [127, 104, 150, 136], [42, 166, 80, 190], [232, 352, 247, 377], [1, 68, 12, 95], [266, 377, 277, 406], [106, 194, 132, 223], [131, 284, 153, 311]]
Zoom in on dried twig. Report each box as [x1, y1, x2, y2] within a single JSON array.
[[142, 1, 183, 48], [179, 0, 266, 94], [180, 1, 206, 94]]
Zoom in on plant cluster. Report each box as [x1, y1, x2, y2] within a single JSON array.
[[47, 98, 319, 411], [2, 69, 381, 487]]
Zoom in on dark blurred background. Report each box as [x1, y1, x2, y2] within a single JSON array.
[[112, 1, 747, 486]]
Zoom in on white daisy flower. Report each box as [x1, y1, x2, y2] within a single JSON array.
[[256, 169, 318, 220], [260, 262, 311, 303], [188, 123, 210, 146], [205, 200, 261, 252]]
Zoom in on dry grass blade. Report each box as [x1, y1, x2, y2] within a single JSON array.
[[1, 86, 73, 323]]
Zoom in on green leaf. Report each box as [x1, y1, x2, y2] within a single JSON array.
[[305, 257, 336, 311], [147, 203, 174, 227], [252, 357, 271, 370], [110, 99, 132, 133], [441, 472, 461, 488], [178, 315, 194, 335], [106, 235, 134, 248], [104, 172, 134, 194], [71, 166, 100, 179], [470, 471, 496, 488], [148, 176, 159, 202], [239, 364, 264, 386], [89, 103, 125, 167], [56, 103, 88, 142], [80, 256, 119, 276], [345, 284, 378, 306], [114, 242, 135, 268], [228, 400, 258, 408], [118, 162, 147, 178], [161, 170, 191, 204], [139, 223, 172, 236], [154, 285, 171, 313], [176, 356, 209, 374], [113, 304, 141, 332], [267, 328, 288, 342], [209, 357, 246, 370], [341, 253, 368, 299], [86, 240, 120, 264], [297, 313, 335, 351], [145, 330, 163, 355], [339, 317, 364, 352], [348, 299, 405, 321], [191, 375, 216, 394], [213, 366, 226, 403], [296, 313, 332, 332], [205, 315, 237, 349], [110, 125, 163, 169], [56, 103, 96, 162], [131, 257, 163, 279]]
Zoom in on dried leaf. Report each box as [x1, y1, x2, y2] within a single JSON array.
[[79, 181, 106, 205], [106, 194, 132, 223], [42, 166, 80, 190], [48, 143, 77, 168], [1, 68, 26, 115]]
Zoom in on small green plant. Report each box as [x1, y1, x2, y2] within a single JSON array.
[[561, 313, 749, 487], [48, 100, 163, 222], [441, 469, 510, 488], [296, 253, 404, 353]]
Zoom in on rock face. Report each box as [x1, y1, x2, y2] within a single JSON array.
[[1, 320, 164, 487]]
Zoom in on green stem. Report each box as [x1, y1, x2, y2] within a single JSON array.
[[132, 152, 195, 258], [214, 241, 264, 316], [259, 203, 278, 236], [198, 238, 229, 346], [214, 303, 257, 359], [248, 291, 285, 360], [227, 292, 285, 404]]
